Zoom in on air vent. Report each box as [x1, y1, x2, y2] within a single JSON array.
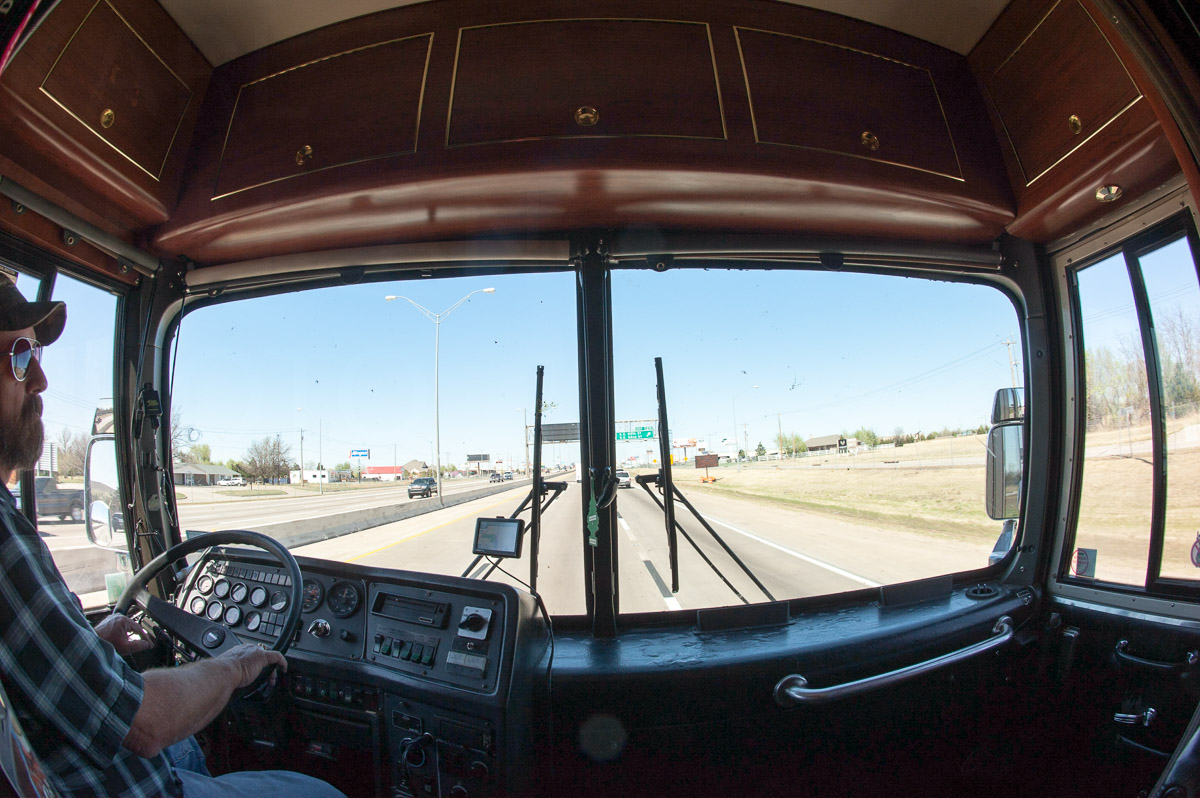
[[966, 584, 1000, 600]]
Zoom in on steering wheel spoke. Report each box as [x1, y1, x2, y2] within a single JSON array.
[[136, 590, 245, 657]]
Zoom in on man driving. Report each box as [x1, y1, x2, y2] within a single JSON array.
[[0, 281, 345, 797]]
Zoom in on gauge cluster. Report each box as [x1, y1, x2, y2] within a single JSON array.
[[178, 557, 365, 660]]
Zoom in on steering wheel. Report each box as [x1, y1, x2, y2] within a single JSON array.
[[113, 530, 304, 690]]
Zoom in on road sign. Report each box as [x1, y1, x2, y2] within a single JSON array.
[[349, 449, 369, 458], [467, 454, 490, 462], [542, 423, 580, 443], [695, 454, 719, 468], [616, 429, 654, 440]]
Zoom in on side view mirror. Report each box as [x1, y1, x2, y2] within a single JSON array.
[[991, 387, 1024, 424], [985, 422, 1023, 520], [84, 435, 124, 552]]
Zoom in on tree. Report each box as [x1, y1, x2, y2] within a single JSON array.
[[853, 427, 879, 447], [755, 441, 766, 457], [243, 435, 293, 484], [335, 461, 351, 471], [55, 428, 88, 477], [190, 443, 212, 464], [738, 449, 746, 460]]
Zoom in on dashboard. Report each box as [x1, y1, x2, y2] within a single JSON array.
[[174, 547, 549, 798]]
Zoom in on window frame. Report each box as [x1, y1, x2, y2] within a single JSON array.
[[1051, 189, 1200, 610]]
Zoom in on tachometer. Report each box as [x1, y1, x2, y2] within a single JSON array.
[[302, 579, 324, 612], [326, 581, 361, 618]]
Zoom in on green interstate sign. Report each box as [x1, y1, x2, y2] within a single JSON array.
[[616, 427, 655, 440]]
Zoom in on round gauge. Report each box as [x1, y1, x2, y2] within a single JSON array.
[[206, 600, 223, 621], [269, 590, 288, 613], [301, 579, 324, 613], [190, 596, 207, 615], [249, 586, 268, 607], [245, 611, 262, 633], [326, 581, 361, 619], [230, 582, 248, 603], [213, 579, 230, 599], [196, 575, 214, 595], [224, 605, 243, 626]]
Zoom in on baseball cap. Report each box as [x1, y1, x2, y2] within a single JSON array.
[[0, 277, 66, 345]]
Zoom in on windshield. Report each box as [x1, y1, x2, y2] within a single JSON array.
[[171, 265, 1022, 617]]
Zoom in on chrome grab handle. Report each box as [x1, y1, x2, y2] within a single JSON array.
[[773, 616, 1014, 707], [1115, 640, 1199, 674]]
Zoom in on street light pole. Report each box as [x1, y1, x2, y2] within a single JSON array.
[[386, 287, 496, 504], [732, 385, 758, 471]]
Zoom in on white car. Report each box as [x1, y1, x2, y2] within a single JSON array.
[[616, 470, 631, 488], [217, 476, 246, 486]]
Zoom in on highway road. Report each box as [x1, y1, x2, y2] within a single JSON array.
[[46, 472, 994, 613], [295, 480, 993, 616]]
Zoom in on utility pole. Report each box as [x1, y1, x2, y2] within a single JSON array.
[[299, 428, 304, 487], [1001, 336, 1019, 388], [777, 413, 784, 459]]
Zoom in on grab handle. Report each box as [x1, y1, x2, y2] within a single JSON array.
[[1115, 640, 1199, 675], [773, 616, 1014, 707]]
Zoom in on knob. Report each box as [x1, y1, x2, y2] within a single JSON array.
[[459, 613, 486, 632], [403, 733, 434, 767], [307, 619, 331, 638], [339, 629, 355, 642]]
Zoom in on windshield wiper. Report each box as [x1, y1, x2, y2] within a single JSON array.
[[461, 366, 566, 587], [637, 357, 775, 605]]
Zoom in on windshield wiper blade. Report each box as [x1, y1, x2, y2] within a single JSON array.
[[647, 357, 775, 604]]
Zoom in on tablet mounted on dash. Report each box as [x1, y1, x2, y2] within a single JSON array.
[[473, 517, 525, 559]]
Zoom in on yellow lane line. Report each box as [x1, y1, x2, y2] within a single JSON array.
[[347, 497, 515, 562]]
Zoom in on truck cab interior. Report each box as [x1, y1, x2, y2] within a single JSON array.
[[2, 0, 1200, 796]]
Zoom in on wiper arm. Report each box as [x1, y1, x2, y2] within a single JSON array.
[[647, 357, 775, 604]]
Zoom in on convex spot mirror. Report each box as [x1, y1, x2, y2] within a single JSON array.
[[985, 422, 1023, 521], [84, 435, 123, 551], [991, 387, 1024, 425]]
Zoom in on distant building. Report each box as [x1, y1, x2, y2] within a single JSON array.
[[805, 435, 860, 453], [289, 469, 330, 483], [173, 462, 237, 486], [364, 465, 406, 482]]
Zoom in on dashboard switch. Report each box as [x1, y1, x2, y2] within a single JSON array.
[[457, 607, 493, 641]]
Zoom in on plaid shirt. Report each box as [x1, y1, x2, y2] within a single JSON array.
[[0, 484, 181, 797]]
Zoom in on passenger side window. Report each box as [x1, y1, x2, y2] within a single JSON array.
[[1068, 221, 1200, 590]]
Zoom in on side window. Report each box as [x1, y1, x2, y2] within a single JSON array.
[[1068, 221, 1200, 590], [6, 268, 126, 609]]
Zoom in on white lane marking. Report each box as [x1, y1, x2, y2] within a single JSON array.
[[702, 515, 882, 588], [618, 512, 682, 612]]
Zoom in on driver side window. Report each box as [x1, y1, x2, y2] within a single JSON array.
[[3, 266, 127, 609]]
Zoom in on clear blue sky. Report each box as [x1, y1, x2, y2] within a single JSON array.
[[25, 242, 1199, 472]]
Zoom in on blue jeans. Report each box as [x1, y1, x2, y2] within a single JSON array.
[[165, 737, 347, 798]]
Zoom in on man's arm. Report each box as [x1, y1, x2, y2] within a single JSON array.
[[122, 644, 285, 758]]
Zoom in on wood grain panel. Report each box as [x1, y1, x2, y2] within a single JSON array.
[[214, 34, 432, 198], [736, 28, 961, 179], [40, 0, 193, 180], [981, 0, 1141, 186], [447, 19, 724, 146]]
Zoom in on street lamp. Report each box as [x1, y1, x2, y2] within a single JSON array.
[[385, 287, 496, 504]]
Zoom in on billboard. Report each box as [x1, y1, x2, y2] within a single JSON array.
[[466, 454, 490, 462], [349, 449, 370, 458]]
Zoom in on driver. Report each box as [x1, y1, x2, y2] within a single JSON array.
[[0, 282, 346, 797]]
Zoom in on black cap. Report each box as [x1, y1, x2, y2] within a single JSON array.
[[0, 277, 66, 345]]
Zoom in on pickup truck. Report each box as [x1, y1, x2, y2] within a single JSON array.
[[35, 477, 85, 521]]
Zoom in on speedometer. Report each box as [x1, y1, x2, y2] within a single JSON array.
[[302, 579, 324, 612], [326, 581, 361, 618]]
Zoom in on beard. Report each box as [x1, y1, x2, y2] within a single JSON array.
[[0, 395, 44, 475]]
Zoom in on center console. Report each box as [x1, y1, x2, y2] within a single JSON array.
[[179, 549, 548, 797]]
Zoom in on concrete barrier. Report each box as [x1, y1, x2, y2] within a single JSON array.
[[244, 478, 537, 549]]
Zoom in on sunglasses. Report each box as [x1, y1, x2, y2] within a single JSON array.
[[5, 337, 42, 382]]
